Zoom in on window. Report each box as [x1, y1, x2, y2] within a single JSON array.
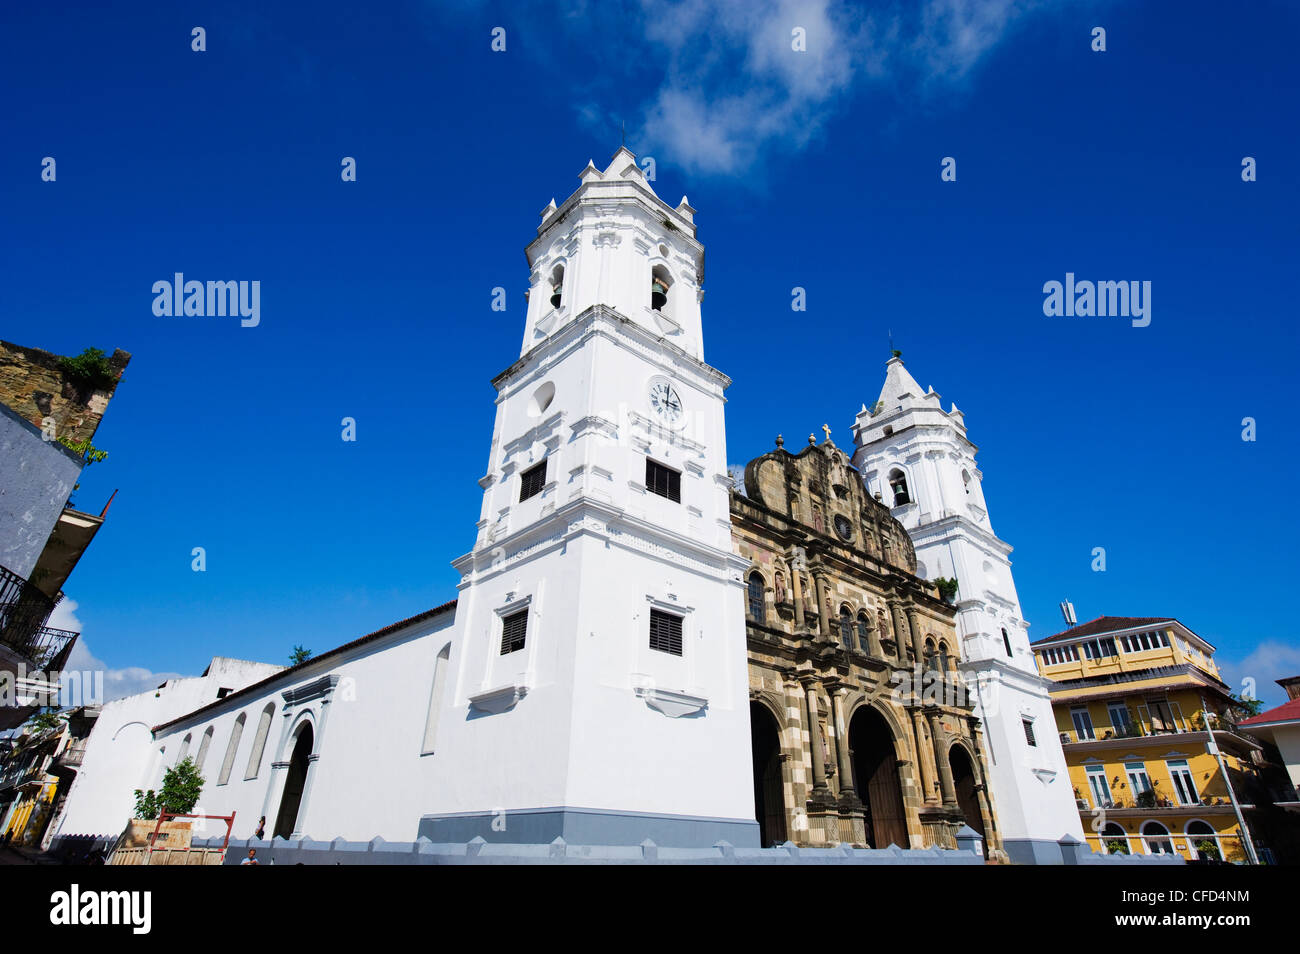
[[1186, 821, 1220, 861], [646, 459, 681, 502], [1120, 629, 1170, 653], [888, 469, 911, 506], [218, 713, 246, 785], [1002, 628, 1013, 657], [1022, 718, 1037, 746], [216, 687, 232, 699], [1086, 765, 1113, 808], [1146, 698, 1176, 733], [1168, 760, 1199, 805], [839, 607, 854, 649], [1102, 822, 1130, 854], [519, 460, 547, 502], [1082, 638, 1119, 660], [1141, 821, 1174, 855], [500, 609, 528, 655], [177, 734, 192, 764], [747, 572, 765, 621], [924, 639, 937, 672], [194, 726, 215, 773], [1108, 703, 1133, 735], [1126, 762, 1152, 797], [1071, 707, 1095, 741], [938, 642, 951, 672], [649, 608, 683, 656], [421, 644, 451, 755], [1042, 644, 1080, 666], [857, 613, 872, 652], [245, 704, 275, 780]]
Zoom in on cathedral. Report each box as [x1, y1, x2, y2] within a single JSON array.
[[52, 149, 1082, 861]]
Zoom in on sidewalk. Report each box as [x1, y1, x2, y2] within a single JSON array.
[[0, 844, 59, 865]]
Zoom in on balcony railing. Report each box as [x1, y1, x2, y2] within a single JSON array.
[[0, 563, 58, 659], [58, 741, 87, 767]]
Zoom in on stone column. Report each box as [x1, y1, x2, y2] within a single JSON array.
[[889, 600, 909, 661], [831, 689, 856, 796], [928, 709, 958, 807], [814, 573, 833, 639], [791, 565, 806, 630], [803, 682, 830, 795], [909, 706, 939, 805], [905, 606, 926, 668]]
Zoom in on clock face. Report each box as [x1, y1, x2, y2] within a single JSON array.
[[649, 380, 684, 425]]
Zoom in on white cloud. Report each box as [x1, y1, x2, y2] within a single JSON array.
[[1218, 641, 1300, 707], [50, 599, 186, 703]]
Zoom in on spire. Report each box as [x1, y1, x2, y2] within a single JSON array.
[[876, 355, 926, 411]]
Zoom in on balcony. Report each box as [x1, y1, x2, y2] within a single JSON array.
[[58, 740, 87, 767]]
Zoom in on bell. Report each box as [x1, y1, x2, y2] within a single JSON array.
[[550, 283, 562, 309], [651, 278, 668, 311]]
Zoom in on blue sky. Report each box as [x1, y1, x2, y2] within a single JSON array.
[[2, 1, 1297, 704]]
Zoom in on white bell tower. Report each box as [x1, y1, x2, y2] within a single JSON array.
[[418, 149, 757, 847], [851, 356, 1083, 863]]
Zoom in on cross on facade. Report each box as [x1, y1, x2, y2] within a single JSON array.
[[821, 423, 832, 443]]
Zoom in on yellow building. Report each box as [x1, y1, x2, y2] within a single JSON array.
[[1032, 616, 1263, 862]]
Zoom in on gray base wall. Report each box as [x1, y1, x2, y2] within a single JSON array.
[[206, 835, 987, 866], [417, 806, 760, 849]]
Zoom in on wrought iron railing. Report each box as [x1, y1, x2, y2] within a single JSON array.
[[0, 563, 78, 669], [0, 562, 57, 652]]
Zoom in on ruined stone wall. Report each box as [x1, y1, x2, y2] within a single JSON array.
[[0, 340, 130, 445]]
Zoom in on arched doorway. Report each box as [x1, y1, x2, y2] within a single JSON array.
[[750, 702, 787, 847], [948, 744, 987, 856], [849, 706, 908, 849], [273, 723, 313, 839]]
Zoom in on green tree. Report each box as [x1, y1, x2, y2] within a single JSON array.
[[24, 711, 63, 735], [132, 758, 205, 820], [289, 645, 312, 665]]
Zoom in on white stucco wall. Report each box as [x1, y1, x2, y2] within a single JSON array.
[[52, 657, 283, 839]]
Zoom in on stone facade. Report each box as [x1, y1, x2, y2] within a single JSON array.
[[0, 340, 130, 445], [732, 433, 1001, 854]]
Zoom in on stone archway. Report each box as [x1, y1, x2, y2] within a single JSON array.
[[948, 743, 987, 855], [273, 722, 314, 839], [849, 706, 908, 849], [750, 701, 787, 847]]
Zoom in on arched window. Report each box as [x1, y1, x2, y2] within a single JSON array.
[[1186, 821, 1220, 860], [924, 639, 937, 672], [857, 613, 872, 652], [1141, 821, 1174, 855], [422, 644, 452, 755], [811, 504, 824, 533], [650, 264, 673, 314], [194, 726, 215, 773], [549, 263, 565, 309], [1102, 822, 1130, 854], [888, 469, 911, 506], [938, 641, 951, 672], [747, 572, 765, 621], [177, 733, 192, 765], [218, 713, 246, 785], [1002, 628, 1013, 657], [838, 607, 854, 649], [962, 470, 971, 495], [245, 703, 275, 780]]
